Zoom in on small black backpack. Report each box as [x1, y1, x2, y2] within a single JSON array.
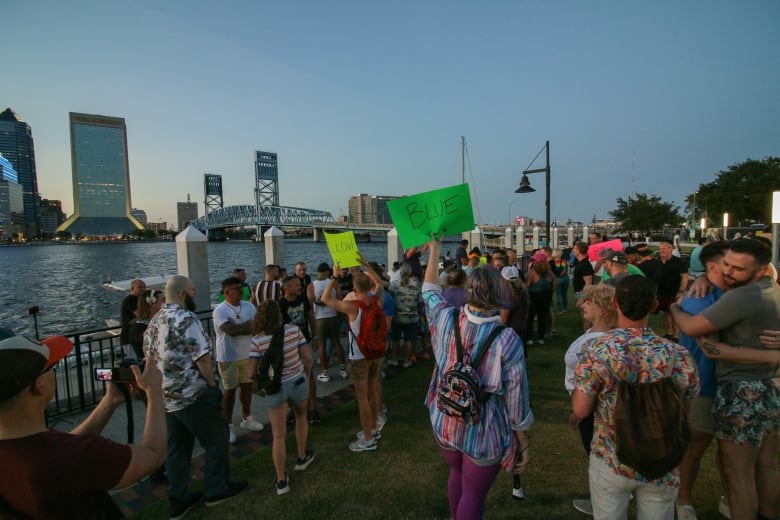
[[255, 328, 285, 395], [436, 308, 505, 425]]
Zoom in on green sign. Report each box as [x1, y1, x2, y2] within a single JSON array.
[[324, 230, 361, 268], [386, 183, 474, 248]]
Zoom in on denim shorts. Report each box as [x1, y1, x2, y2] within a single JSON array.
[[714, 378, 780, 445], [264, 373, 308, 409]]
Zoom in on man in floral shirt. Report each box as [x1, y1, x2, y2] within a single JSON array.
[[144, 275, 247, 519], [572, 275, 698, 519]]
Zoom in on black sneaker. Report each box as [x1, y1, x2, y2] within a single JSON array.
[[205, 481, 249, 507], [276, 473, 290, 495], [169, 491, 202, 520], [308, 409, 321, 424], [294, 449, 315, 471]]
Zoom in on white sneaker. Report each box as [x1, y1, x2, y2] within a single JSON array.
[[339, 365, 349, 379], [355, 429, 381, 441], [718, 497, 731, 519], [676, 504, 697, 520], [316, 371, 330, 383], [376, 413, 387, 432], [572, 499, 592, 515], [228, 425, 237, 444], [240, 415, 264, 432], [536, 339, 545, 345]]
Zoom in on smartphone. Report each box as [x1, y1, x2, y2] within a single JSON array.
[[94, 367, 136, 383]]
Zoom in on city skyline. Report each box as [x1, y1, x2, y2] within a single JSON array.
[[4, 1, 779, 229]]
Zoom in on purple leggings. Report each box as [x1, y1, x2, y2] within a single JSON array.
[[440, 447, 502, 520]]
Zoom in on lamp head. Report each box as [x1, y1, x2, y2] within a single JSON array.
[[515, 174, 536, 194]]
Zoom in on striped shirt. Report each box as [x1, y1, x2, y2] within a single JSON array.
[[253, 280, 282, 304], [422, 283, 534, 471], [249, 323, 306, 383]]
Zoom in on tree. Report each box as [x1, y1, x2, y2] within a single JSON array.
[[687, 157, 780, 226], [609, 193, 682, 234]]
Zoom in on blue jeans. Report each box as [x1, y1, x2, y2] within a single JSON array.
[[166, 386, 231, 502], [555, 277, 570, 312]]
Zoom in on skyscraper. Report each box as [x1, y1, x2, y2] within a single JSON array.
[[0, 153, 24, 239], [58, 113, 143, 236], [177, 194, 198, 231], [0, 108, 40, 238]]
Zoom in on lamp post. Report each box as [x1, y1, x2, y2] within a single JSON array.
[[723, 212, 729, 240], [515, 140, 551, 245]]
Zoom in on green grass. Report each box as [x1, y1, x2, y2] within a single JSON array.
[[133, 302, 728, 519]]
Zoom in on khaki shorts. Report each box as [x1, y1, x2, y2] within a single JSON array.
[[218, 358, 252, 390], [349, 357, 383, 384], [688, 395, 715, 435], [315, 316, 342, 342]]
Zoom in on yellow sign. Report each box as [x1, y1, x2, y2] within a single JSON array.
[[324, 231, 361, 268]]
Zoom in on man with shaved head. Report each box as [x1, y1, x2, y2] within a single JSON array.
[[145, 275, 247, 518]]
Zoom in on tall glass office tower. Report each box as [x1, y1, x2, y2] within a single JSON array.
[[0, 108, 40, 238], [58, 113, 143, 236]]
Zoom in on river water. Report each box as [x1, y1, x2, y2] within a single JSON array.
[[0, 240, 393, 337]]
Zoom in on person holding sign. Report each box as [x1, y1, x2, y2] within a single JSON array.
[[321, 255, 386, 452], [422, 236, 533, 520]]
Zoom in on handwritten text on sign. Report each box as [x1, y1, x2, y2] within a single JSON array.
[[386, 183, 475, 249], [324, 230, 361, 268]]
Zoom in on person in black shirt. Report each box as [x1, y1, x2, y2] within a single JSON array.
[[120, 279, 146, 349]]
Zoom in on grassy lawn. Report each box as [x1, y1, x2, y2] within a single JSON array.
[[133, 302, 728, 519]]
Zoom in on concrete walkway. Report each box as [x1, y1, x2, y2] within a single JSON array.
[[53, 367, 354, 518]]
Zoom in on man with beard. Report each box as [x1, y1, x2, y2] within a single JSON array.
[[144, 275, 247, 518], [670, 239, 780, 520]]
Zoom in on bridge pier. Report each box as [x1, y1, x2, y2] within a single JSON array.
[[504, 227, 513, 249], [312, 227, 319, 242], [516, 226, 525, 253]]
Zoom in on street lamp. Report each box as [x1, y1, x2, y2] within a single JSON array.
[[508, 200, 520, 228], [723, 212, 729, 240], [515, 140, 551, 245], [772, 191, 780, 269]]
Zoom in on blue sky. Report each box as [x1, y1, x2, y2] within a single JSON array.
[[4, 0, 779, 229]]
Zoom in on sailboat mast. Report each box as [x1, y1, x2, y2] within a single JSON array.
[[461, 136, 465, 184]]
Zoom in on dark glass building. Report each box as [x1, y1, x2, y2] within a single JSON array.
[[0, 108, 40, 238], [58, 113, 143, 236]]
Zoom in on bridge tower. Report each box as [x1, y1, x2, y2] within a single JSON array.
[[203, 173, 223, 232], [254, 151, 278, 236]]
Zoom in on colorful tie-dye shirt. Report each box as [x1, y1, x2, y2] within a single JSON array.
[[574, 327, 699, 486], [422, 283, 534, 472], [144, 303, 217, 412]]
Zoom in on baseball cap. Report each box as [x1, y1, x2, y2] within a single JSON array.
[[0, 335, 73, 402], [501, 266, 520, 280], [0, 335, 74, 368], [637, 247, 653, 257], [316, 262, 330, 273], [608, 252, 629, 264], [531, 252, 547, 263]]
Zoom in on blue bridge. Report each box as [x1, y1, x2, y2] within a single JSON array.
[[190, 204, 335, 230]]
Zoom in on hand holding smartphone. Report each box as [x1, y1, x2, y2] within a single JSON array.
[[94, 367, 137, 383]]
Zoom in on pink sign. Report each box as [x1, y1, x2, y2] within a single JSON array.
[[587, 238, 623, 262]]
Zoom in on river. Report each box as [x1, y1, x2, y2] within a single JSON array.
[[0, 240, 396, 337]]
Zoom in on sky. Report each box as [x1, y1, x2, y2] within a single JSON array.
[[4, 0, 779, 229]]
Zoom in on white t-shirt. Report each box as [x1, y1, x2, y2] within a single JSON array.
[[564, 330, 607, 393], [212, 300, 255, 362], [311, 278, 338, 320]]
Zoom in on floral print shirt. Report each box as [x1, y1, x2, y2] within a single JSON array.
[[143, 303, 217, 412], [574, 327, 699, 486]]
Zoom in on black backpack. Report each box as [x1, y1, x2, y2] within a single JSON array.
[[611, 362, 691, 480], [436, 308, 505, 425], [255, 328, 285, 395]]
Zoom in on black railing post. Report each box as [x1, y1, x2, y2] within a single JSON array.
[[73, 335, 87, 411]]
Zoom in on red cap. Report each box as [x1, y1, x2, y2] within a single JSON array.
[[0, 335, 74, 368]]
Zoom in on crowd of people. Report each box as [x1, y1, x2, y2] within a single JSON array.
[[0, 232, 777, 520]]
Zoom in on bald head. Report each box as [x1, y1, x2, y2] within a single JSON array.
[[166, 275, 196, 307]]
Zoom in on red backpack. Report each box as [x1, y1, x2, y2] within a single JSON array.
[[349, 296, 388, 360]]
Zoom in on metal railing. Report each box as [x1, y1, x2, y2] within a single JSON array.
[[47, 312, 215, 419]]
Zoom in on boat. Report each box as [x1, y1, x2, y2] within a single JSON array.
[[101, 274, 175, 292]]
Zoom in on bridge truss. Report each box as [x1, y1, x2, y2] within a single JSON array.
[[191, 205, 335, 231]]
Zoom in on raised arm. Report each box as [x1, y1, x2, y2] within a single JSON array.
[[322, 266, 358, 320], [424, 237, 443, 285]]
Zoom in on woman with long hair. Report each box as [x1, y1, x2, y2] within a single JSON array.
[[129, 289, 164, 358], [564, 283, 617, 515], [552, 249, 570, 315], [442, 268, 467, 308], [500, 266, 530, 354], [422, 237, 533, 520], [525, 251, 557, 346], [248, 300, 315, 495]]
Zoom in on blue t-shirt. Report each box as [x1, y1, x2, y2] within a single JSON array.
[[677, 285, 724, 396]]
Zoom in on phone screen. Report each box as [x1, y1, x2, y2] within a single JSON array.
[[93, 367, 136, 382]]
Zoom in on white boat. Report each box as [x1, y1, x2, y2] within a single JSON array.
[[101, 274, 175, 292]]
